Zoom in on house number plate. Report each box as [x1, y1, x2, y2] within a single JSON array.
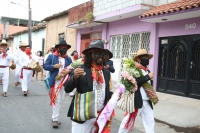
[[185, 23, 196, 29]]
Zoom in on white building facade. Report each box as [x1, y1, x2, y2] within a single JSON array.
[[12, 24, 46, 55]]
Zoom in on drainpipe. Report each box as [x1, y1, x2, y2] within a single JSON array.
[[105, 22, 109, 49], [153, 23, 159, 90]]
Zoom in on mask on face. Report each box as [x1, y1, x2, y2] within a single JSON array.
[[58, 48, 67, 56], [140, 59, 149, 66], [93, 51, 106, 65], [25, 49, 31, 54], [73, 54, 78, 59]]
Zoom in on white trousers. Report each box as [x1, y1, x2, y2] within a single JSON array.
[[118, 100, 155, 133], [72, 118, 96, 133], [15, 64, 22, 82], [52, 87, 65, 121], [0, 67, 9, 92], [21, 69, 33, 92]]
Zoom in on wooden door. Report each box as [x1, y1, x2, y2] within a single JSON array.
[[80, 39, 90, 54]]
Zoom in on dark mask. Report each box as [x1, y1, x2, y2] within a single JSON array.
[[140, 59, 149, 66], [58, 48, 67, 56], [93, 51, 106, 65]]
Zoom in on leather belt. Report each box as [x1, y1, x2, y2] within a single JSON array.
[[23, 68, 32, 70], [0, 66, 8, 68]]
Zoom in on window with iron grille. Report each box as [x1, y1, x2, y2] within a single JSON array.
[[110, 31, 150, 58], [110, 31, 151, 69]]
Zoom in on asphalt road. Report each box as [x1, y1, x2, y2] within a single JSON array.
[[0, 72, 123, 133]]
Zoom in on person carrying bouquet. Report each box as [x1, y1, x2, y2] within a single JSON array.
[[64, 40, 114, 133], [118, 49, 157, 133], [43, 40, 72, 128]]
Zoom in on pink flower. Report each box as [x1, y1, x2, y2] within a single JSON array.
[[127, 76, 132, 81]]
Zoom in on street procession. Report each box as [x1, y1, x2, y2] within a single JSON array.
[[1, 0, 200, 133]]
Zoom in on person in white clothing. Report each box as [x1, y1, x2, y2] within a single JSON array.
[[36, 51, 44, 80], [19, 46, 38, 96], [118, 49, 159, 133], [13, 43, 27, 87], [0, 40, 14, 97]]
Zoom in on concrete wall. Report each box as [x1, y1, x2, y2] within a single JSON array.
[[13, 28, 46, 54], [45, 14, 76, 55]]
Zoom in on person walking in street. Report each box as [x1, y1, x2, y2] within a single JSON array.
[[18, 45, 38, 96], [43, 40, 72, 128], [68, 50, 79, 97], [64, 40, 114, 133], [36, 51, 44, 81], [13, 43, 27, 87], [118, 49, 158, 133], [0, 40, 14, 97]]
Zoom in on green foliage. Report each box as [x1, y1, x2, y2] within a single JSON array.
[[71, 59, 83, 68], [120, 77, 134, 94], [78, 12, 94, 24]]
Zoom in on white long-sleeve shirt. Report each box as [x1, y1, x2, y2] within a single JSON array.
[[0, 50, 14, 66], [19, 52, 38, 68], [14, 49, 24, 65]]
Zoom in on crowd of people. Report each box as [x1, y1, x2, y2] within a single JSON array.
[[0, 39, 156, 133]]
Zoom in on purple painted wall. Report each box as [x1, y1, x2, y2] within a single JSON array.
[[107, 17, 157, 83], [158, 17, 200, 37], [75, 16, 200, 90]]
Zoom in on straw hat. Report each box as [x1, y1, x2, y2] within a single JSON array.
[[0, 39, 10, 47], [133, 49, 153, 61], [19, 42, 27, 47]]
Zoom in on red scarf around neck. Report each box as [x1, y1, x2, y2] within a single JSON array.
[[53, 51, 68, 58], [136, 63, 148, 71], [2, 52, 7, 59], [91, 64, 104, 84]]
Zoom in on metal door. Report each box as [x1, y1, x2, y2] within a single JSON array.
[[157, 34, 200, 99], [188, 35, 200, 99]]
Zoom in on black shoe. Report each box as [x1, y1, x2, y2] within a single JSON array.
[[52, 121, 59, 128], [52, 120, 61, 125]]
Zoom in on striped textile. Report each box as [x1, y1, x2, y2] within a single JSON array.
[[73, 90, 97, 121]]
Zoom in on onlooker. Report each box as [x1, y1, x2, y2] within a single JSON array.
[[104, 49, 115, 73], [36, 51, 44, 80]]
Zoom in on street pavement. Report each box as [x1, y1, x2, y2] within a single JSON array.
[[0, 71, 199, 133]]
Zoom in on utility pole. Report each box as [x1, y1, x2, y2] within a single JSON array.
[[28, 0, 32, 47]]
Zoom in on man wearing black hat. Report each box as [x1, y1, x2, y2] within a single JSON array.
[[43, 40, 72, 128], [64, 40, 113, 133]]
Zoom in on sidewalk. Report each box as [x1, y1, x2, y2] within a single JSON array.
[[112, 83, 200, 132]]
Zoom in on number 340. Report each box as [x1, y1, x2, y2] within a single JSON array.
[[185, 23, 196, 29]]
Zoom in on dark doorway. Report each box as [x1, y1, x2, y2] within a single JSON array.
[[157, 34, 200, 99]]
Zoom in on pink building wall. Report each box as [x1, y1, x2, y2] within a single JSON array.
[[0, 24, 28, 40]]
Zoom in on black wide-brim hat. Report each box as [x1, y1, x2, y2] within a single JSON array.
[[104, 49, 113, 59], [82, 40, 106, 54], [55, 40, 71, 49]]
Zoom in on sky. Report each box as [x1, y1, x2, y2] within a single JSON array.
[[0, 0, 89, 21]]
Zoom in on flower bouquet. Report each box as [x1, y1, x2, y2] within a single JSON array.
[[117, 57, 159, 113]]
